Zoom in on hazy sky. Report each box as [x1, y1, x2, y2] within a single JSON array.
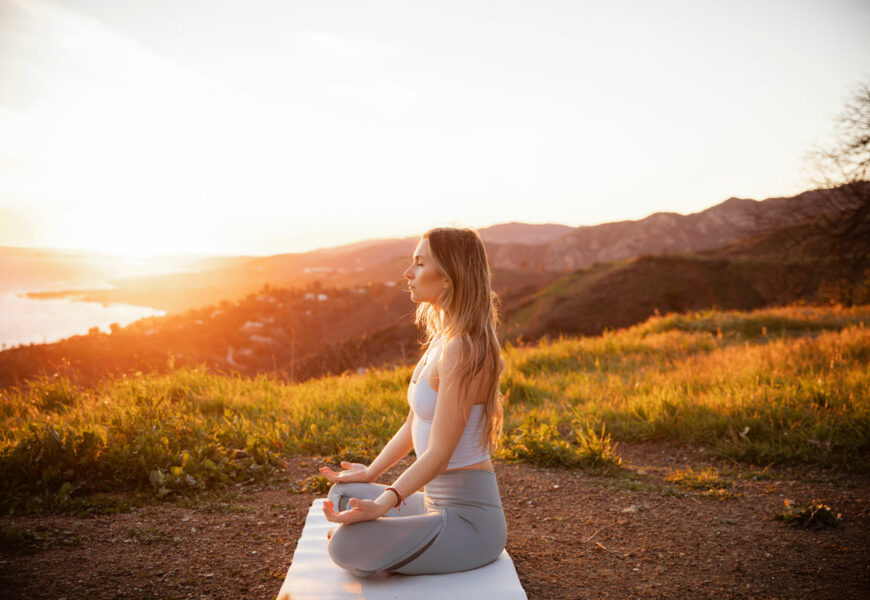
[[1, 0, 869, 256]]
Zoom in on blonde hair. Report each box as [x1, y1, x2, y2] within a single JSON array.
[[413, 227, 504, 451]]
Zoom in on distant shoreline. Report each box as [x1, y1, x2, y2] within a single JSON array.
[[0, 291, 164, 350], [24, 287, 120, 307]]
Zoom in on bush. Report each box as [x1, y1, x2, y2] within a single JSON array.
[[775, 500, 842, 529], [497, 415, 622, 473]]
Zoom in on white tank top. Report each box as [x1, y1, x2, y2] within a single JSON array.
[[407, 338, 490, 469]]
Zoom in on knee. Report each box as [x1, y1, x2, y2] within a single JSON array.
[[328, 526, 374, 577], [327, 526, 350, 566], [327, 482, 372, 511], [326, 483, 349, 508]]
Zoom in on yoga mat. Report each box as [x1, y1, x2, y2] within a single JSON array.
[[276, 498, 527, 600]]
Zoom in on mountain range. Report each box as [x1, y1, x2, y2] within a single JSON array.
[[22, 187, 842, 314], [2, 185, 864, 387]]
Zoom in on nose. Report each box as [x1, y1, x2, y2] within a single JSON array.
[[404, 265, 413, 280]]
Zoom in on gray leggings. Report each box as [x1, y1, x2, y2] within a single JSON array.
[[326, 469, 507, 577]]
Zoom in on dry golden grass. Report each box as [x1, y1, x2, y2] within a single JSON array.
[[1, 303, 867, 513]]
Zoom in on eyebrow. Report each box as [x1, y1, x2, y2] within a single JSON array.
[[413, 254, 424, 261]]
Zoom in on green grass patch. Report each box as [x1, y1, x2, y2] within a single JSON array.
[[501, 304, 870, 472], [666, 465, 732, 489], [1, 303, 867, 513], [665, 465, 742, 499], [496, 415, 623, 473]]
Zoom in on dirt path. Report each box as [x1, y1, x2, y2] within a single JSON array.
[[2, 443, 868, 600]]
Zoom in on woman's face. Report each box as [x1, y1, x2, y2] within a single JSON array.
[[404, 238, 448, 307]]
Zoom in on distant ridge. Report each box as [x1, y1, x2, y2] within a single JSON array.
[[533, 189, 834, 271], [477, 222, 575, 245], [11, 186, 843, 313], [3, 183, 863, 386]]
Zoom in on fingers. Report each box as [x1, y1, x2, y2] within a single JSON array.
[[322, 497, 370, 525], [319, 466, 341, 482], [323, 500, 343, 523], [323, 505, 348, 524]]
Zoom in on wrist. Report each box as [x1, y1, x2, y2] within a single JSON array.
[[374, 493, 396, 512]]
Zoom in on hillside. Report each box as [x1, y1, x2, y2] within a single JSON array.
[[5, 184, 865, 387], [2, 245, 863, 388], [500, 252, 864, 341], [2, 304, 867, 599], [0, 265, 565, 387], [2, 303, 866, 514], [537, 190, 835, 271], [24, 187, 843, 314], [3, 275, 868, 600]]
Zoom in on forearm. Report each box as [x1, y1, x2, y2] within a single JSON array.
[[322, 447, 444, 524], [365, 420, 414, 481], [382, 448, 447, 501]]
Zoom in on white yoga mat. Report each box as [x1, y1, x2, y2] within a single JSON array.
[[276, 498, 527, 600]]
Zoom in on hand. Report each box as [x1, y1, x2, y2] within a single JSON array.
[[319, 461, 370, 483], [323, 496, 391, 525]]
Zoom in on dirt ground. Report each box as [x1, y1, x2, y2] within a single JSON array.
[[1, 442, 868, 600]]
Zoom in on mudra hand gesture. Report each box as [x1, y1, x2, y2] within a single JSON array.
[[323, 495, 393, 525], [319, 461, 370, 483]]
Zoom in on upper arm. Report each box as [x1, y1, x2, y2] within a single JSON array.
[[401, 408, 415, 434], [425, 338, 475, 466]]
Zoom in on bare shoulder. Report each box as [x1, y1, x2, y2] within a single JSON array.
[[438, 336, 490, 392], [438, 336, 466, 371]]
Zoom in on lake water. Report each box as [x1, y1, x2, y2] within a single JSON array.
[[0, 252, 168, 350], [0, 291, 165, 350]]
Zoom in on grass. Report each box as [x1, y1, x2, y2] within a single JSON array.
[[774, 500, 842, 529], [289, 474, 331, 494], [666, 466, 732, 489], [665, 465, 742, 499], [0, 303, 867, 513], [495, 415, 623, 473], [503, 304, 869, 470]]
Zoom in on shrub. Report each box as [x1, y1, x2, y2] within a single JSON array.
[[775, 500, 842, 529], [497, 415, 622, 473]]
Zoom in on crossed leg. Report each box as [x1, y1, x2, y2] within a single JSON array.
[[327, 482, 427, 515], [326, 482, 442, 577]]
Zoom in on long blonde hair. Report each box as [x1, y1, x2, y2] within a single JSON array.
[[414, 227, 504, 450]]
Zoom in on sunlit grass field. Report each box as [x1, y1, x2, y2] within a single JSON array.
[[1, 303, 867, 513]]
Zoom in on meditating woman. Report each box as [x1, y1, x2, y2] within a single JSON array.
[[317, 227, 507, 577]]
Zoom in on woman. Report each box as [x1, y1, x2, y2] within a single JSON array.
[[317, 227, 507, 577]]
